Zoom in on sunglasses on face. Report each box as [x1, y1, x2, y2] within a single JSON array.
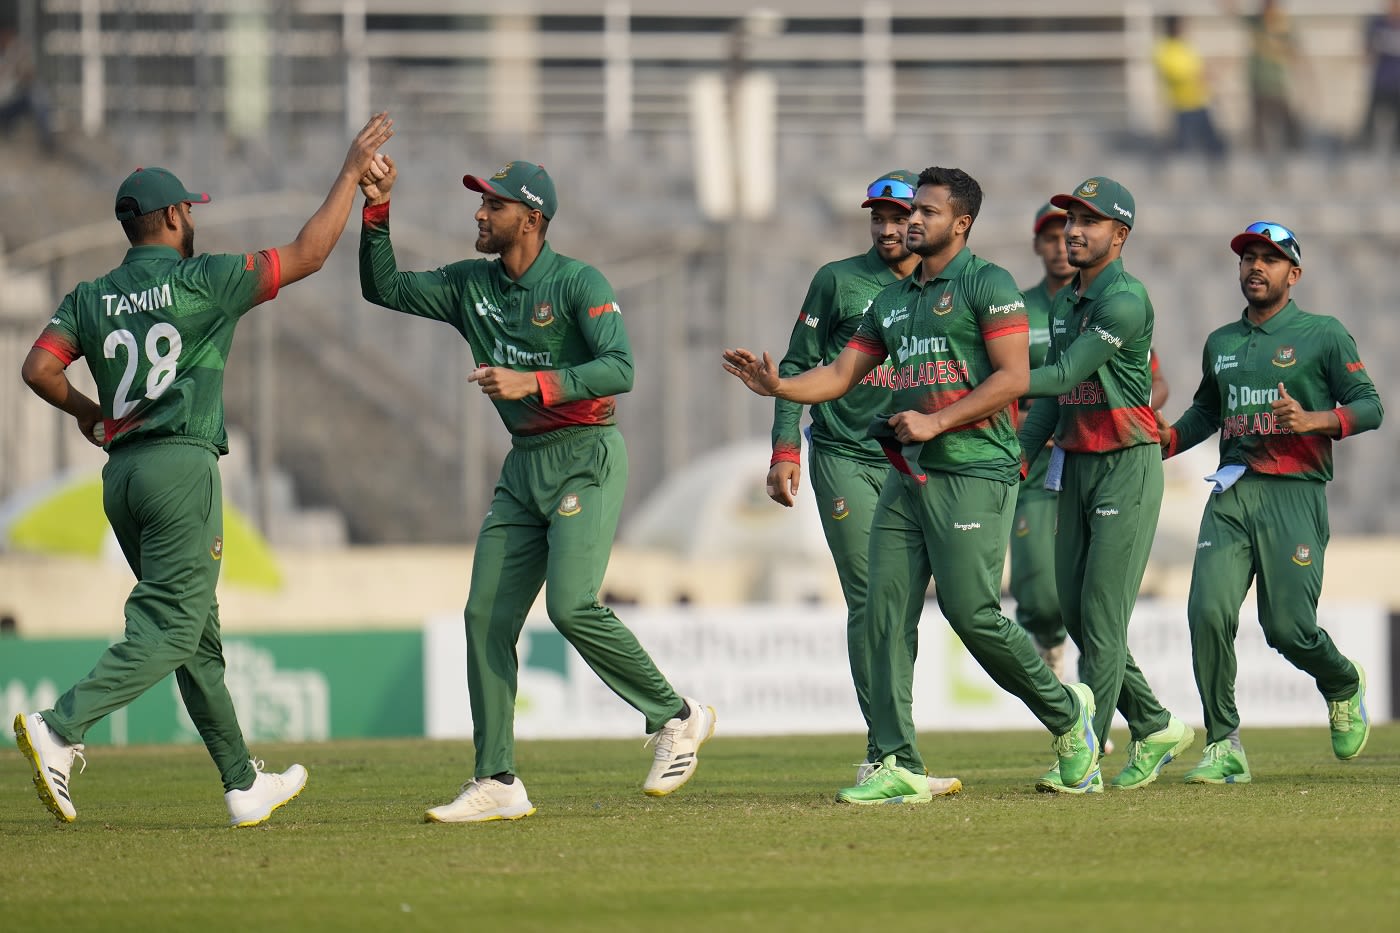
[[867, 179, 917, 201]]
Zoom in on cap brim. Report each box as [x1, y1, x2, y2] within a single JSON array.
[[1049, 193, 1107, 217], [1033, 213, 1067, 235], [187, 192, 211, 205], [861, 196, 912, 211], [1230, 232, 1299, 264], [462, 174, 519, 203]]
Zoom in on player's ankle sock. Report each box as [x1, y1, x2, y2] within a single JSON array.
[[1226, 730, 1243, 752], [674, 701, 691, 721], [491, 772, 515, 785]]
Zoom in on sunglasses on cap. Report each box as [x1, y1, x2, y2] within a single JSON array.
[[866, 179, 917, 201], [1242, 221, 1301, 262]]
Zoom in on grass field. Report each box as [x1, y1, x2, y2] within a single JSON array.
[[4, 725, 1399, 932]]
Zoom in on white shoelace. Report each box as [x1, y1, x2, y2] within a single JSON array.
[[644, 724, 679, 760], [68, 744, 87, 775]]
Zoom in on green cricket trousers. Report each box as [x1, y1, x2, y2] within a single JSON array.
[[1056, 444, 1170, 745], [808, 444, 891, 762], [1010, 483, 1065, 651], [1187, 473, 1360, 743], [43, 440, 255, 792], [866, 469, 1078, 774], [465, 425, 682, 778]]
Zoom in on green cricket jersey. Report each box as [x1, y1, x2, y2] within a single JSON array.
[[1016, 277, 1059, 489], [1018, 257, 1159, 459], [849, 247, 1028, 484], [33, 244, 281, 454], [1165, 300, 1383, 480], [771, 247, 904, 467], [359, 203, 632, 436]]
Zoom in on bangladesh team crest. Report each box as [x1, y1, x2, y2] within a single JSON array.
[[559, 493, 581, 516], [532, 302, 555, 327], [831, 497, 850, 521], [933, 291, 955, 315], [210, 536, 223, 560], [1014, 515, 1030, 538], [1077, 179, 1099, 198], [1291, 544, 1312, 566], [492, 162, 514, 179], [1272, 345, 1297, 368]]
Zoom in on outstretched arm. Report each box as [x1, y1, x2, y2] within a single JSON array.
[[722, 344, 881, 405], [274, 112, 394, 287]]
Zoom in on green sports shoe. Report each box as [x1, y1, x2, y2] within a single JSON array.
[[1034, 761, 1103, 795], [1110, 716, 1196, 790], [835, 755, 932, 805], [1328, 662, 1370, 761], [1183, 741, 1251, 785], [1051, 682, 1099, 789]]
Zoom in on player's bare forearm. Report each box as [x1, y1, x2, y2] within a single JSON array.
[[722, 345, 876, 403], [21, 347, 102, 424], [904, 368, 1027, 441]]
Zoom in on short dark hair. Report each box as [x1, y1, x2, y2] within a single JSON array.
[[117, 198, 167, 244], [917, 166, 983, 227]]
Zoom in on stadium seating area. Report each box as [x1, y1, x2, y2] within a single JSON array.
[[3, 0, 1398, 544]]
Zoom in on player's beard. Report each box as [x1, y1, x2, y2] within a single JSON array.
[[475, 226, 516, 256], [908, 220, 955, 258], [177, 212, 195, 258], [1067, 237, 1108, 269], [1240, 273, 1287, 310]]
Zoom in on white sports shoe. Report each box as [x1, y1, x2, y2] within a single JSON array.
[[425, 777, 536, 823], [926, 775, 964, 797], [643, 698, 717, 796], [14, 712, 85, 823], [225, 759, 308, 828]]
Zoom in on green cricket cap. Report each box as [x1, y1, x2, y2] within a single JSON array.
[[861, 170, 918, 211], [1051, 176, 1135, 228], [1033, 201, 1067, 234], [114, 167, 210, 221], [463, 160, 558, 219]]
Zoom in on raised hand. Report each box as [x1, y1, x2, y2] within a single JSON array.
[[341, 112, 394, 183], [721, 348, 781, 397]]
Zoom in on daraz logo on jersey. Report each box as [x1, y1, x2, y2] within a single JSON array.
[[882, 306, 911, 328], [1226, 384, 1280, 411]]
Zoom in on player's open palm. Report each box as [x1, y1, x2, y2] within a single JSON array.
[[722, 348, 780, 397], [343, 111, 395, 183]]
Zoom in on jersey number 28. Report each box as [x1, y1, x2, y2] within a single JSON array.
[[104, 323, 182, 418]]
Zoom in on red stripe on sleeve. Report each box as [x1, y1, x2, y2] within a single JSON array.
[[536, 371, 560, 407], [983, 320, 1030, 341], [260, 248, 281, 303], [363, 202, 390, 226], [846, 334, 887, 357], [33, 335, 78, 366], [1335, 406, 1354, 439]]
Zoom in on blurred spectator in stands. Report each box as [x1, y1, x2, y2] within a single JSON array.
[[0, 612, 17, 637], [1229, 0, 1306, 154], [0, 28, 55, 154], [1154, 15, 1228, 160], [1356, 0, 1400, 152]]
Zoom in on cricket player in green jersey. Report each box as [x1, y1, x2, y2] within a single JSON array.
[[1018, 177, 1193, 793], [726, 167, 1100, 803], [767, 170, 920, 781], [1158, 220, 1381, 784], [357, 153, 715, 823], [14, 113, 396, 827], [1011, 203, 1074, 678]]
